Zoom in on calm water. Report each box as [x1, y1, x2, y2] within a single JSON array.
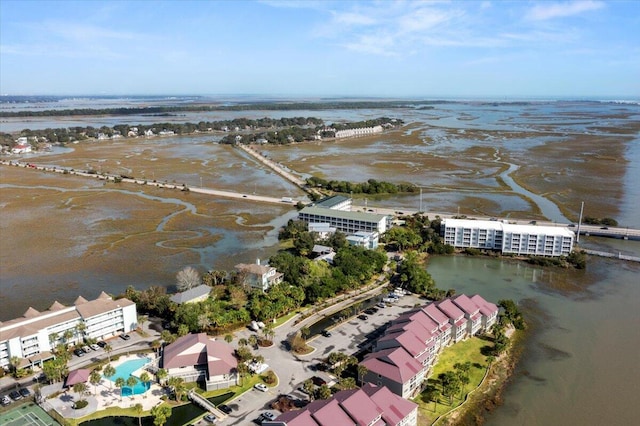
[[426, 255, 640, 425]]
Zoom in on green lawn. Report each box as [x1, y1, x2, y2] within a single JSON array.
[[414, 336, 493, 424]]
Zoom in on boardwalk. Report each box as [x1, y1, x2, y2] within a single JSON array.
[[582, 249, 640, 263]]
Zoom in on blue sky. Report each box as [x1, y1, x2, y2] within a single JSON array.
[[1, 0, 638, 98]]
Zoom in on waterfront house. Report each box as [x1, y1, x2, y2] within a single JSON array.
[[452, 294, 483, 336], [361, 346, 426, 399], [161, 333, 238, 391], [169, 284, 211, 305], [234, 260, 283, 291]]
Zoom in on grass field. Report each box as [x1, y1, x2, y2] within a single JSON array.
[[414, 337, 493, 424]]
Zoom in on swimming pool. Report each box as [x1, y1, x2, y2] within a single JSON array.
[[105, 357, 151, 396]]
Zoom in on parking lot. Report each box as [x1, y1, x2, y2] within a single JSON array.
[[220, 292, 425, 425]]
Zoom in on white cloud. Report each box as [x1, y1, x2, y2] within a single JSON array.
[[332, 11, 377, 26], [526, 1, 605, 21]]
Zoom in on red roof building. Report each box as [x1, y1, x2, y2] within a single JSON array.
[[162, 333, 238, 391]]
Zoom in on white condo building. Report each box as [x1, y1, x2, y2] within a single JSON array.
[[441, 219, 574, 257], [0, 292, 137, 369]]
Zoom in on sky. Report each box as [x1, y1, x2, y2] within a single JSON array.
[[1, 0, 639, 99]]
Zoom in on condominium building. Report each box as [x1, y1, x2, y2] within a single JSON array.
[[299, 207, 390, 235], [0, 292, 137, 369], [441, 219, 574, 257]]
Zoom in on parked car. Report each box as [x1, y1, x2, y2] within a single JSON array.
[[120, 333, 131, 340], [377, 302, 386, 308], [82, 345, 92, 353], [19, 388, 31, 398], [254, 383, 268, 392], [217, 404, 232, 414], [263, 412, 276, 421], [321, 330, 331, 337], [97, 340, 107, 348], [311, 376, 326, 386], [1, 395, 11, 406], [203, 413, 217, 423], [364, 308, 375, 315], [89, 343, 100, 351], [9, 390, 22, 401], [357, 314, 368, 321], [74, 348, 85, 357]]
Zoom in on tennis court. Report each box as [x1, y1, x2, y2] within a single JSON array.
[[0, 403, 60, 426]]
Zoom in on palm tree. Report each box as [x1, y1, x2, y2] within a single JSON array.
[[156, 368, 168, 386], [103, 364, 116, 390], [49, 332, 60, 348], [238, 337, 248, 347], [300, 327, 310, 341], [115, 377, 126, 401], [248, 334, 258, 349], [126, 376, 138, 399], [73, 382, 88, 403], [89, 370, 102, 396], [224, 334, 233, 344], [236, 363, 249, 386], [75, 322, 87, 342], [140, 372, 151, 391], [151, 340, 162, 356], [9, 356, 21, 376], [357, 364, 368, 385], [134, 403, 144, 426], [138, 315, 147, 330], [303, 379, 315, 400], [63, 329, 74, 346], [104, 343, 113, 362]]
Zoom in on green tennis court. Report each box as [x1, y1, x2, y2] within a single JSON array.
[[0, 403, 60, 426]]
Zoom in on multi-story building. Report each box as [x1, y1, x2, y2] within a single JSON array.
[[441, 219, 574, 256], [299, 207, 390, 235], [0, 292, 137, 370], [266, 383, 418, 426], [235, 260, 283, 291], [360, 294, 499, 398]]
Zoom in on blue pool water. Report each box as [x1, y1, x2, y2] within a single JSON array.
[[106, 357, 151, 396]]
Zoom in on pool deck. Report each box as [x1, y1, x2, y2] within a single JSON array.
[[46, 354, 166, 419]]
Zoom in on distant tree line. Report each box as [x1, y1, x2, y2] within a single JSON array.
[[583, 216, 618, 227], [0, 101, 418, 118], [306, 177, 417, 195]]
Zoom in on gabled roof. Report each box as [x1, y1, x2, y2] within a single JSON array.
[[378, 330, 428, 358], [333, 388, 383, 426], [362, 347, 423, 384], [48, 301, 66, 311], [361, 383, 418, 426], [435, 299, 465, 321], [422, 304, 449, 326], [170, 284, 211, 304], [235, 263, 273, 276], [74, 296, 88, 305], [452, 294, 480, 316], [470, 294, 499, 317], [162, 333, 237, 378], [75, 296, 134, 319], [23, 307, 40, 318], [309, 398, 355, 425]]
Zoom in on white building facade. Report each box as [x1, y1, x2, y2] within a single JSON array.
[[441, 219, 574, 257], [0, 293, 137, 369]]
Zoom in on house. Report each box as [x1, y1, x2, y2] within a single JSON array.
[[308, 223, 337, 239], [361, 346, 426, 399], [169, 284, 211, 305], [470, 295, 499, 331], [312, 245, 335, 264], [11, 143, 31, 154], [265, 383, 417, 426], [346, 231, 379, 250], [161, 333, 238, 391], [0, 292, 137, 369], [235, 259, 283, 291]]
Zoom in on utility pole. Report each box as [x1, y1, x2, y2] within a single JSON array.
[[419, 188, 423, 213], [576, 201, 584, 243]]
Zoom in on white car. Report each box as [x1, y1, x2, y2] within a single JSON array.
[[254, 383, 268, 392], [263, 411, 276, 421], [89, 343, 100, 351]]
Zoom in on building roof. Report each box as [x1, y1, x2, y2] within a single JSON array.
[[361, 383, 417, 426], [314, 195, 350, 209], [422, 304, 450, 327], [470, 294, 499, 317], [299, 206, 388, 223], [452, 294, 480, 316], [333, 388, 384, 426], [170, 284, 211, 304], [271, 384, 415, 426], [75, 297, 135, 319], [362, 347, 423, 384], [162, 333, 237, 378], [435, 299, 465, 321], [235, 263, 273, 276], [378, 329, 427, 358]]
